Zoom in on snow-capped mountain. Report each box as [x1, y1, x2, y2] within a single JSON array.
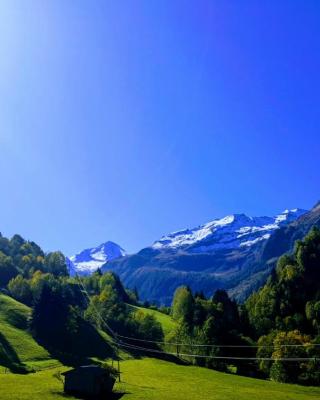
[[70, 207, 311, 304], [152, 209, 307, 252], [67, 241, 126, 276], [104, 207, 310, 305]]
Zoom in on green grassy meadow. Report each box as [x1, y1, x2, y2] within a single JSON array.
[[0, 358, 320, 400], [114, 358, 320, 400]]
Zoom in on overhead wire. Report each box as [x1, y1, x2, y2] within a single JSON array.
[[73, 275, 319, 362], [115, 333, 320, 348], [117, 341, 319, 362], [75, 273, 120, 341]]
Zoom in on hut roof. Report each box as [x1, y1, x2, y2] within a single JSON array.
[[62, 365, 108, 377]]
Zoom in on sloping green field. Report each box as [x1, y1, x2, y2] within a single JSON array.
[[0, 294, 58, 370], [114, 358, 320, 400], [0, 358, 320, 400], [128, 305, 176, 337]]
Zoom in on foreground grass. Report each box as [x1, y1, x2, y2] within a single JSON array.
[[1, 358, 319, 400], [0, 367, 72, 400], [114, 358, 320, 400]]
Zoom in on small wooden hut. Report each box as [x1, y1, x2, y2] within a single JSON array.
[[62, 365, 116, 398]]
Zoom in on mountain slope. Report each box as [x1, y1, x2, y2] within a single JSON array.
[[68, 241, 126, 276], [220, 201, 320, 300], [103, 208, 310, 304]]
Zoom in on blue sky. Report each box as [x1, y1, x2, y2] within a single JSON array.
[[0, 1, 319, 255]]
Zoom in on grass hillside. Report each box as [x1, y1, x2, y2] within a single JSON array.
[[128, 305, 176, 337], [0, 293, 117, 370], [115, 358, 320, 400], [0, 294, 57, 371], [0, 358, 320, 400]]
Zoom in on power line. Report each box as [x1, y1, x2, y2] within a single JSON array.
[[74, 273, 123, 381], [117, 341, 319, 362], [73, 275, 320, 363], [115, 333, 320, 348], [75, 273, 119, 340]]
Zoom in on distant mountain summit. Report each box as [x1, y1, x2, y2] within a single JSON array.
[[68, 207, 315, 304], [152, 209, 306, 252], [68, 241, 126, 276], [103, 207, 309, 304]]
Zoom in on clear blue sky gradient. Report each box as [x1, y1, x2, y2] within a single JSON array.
[[0, 1, 319, 255]]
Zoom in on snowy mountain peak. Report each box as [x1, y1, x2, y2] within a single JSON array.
[[152, 208, 307, 251], [275, 209, 305, 223], [67, 241, 126, 276]]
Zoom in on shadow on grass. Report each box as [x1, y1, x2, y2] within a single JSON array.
[[0, 331, 29, 373], [50, 389, 127, 399], [34, 319, 116, 368]]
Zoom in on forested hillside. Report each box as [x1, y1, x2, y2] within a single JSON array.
[[0, 233, 163, 368], [166, 228, 320, 384], [245, 227, 320, 384]]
